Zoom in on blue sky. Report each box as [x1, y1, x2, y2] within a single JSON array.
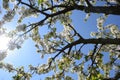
[[0, 1, 120, 80]]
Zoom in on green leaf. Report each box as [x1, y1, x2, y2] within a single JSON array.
[[52, 27, 56, 32], [38, 0, 44, 5], [58, 64, 63, 70], [38, 0, 40, 5]]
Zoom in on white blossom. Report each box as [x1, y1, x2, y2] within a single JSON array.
[[110, 25, 119, 34], [115, 45, 120, 51], [19, 8, 38, 19], [59, 27, 73, 42], [37, 64, 48, 74], [0, 51, 7, 61], [40, 39, 56, 53], [4, 63, 13, 72], [29, 65, 36, 70], [0, 62, 4, 68], [3, 0, 9, 9], [0, 21, 5, 27], [63, 25, 72, 31], [84, 13, 90, 21], [3, 10, 15, 22], [16, 24, 26, 32], [90, 0, 96, 4], [8, 44, 16, 50], [107, 0, 117, 3], [8, 41, 20, 50], [97, 17, 105, 30], [18, 6, 26, 15], [104, 24, 113, 29], [10, 0, 15, 2], [90, 32, 96, 37], [80, 0, 85, 5]]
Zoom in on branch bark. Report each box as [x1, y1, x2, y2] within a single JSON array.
[[19, 1, 120, 16], [62, 38, 120, 51], [76, 5, 120, 15], [49, 5, 120, 16]]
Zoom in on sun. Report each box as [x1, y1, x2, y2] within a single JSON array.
[[0, 34, 11, 51]]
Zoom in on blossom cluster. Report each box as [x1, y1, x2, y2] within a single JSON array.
[[16, 24, 26, 32], [0, 62, 13, 72], [8, 36, 25, 50], [3, 10, 15, 22], [97, 17, 105, 30], [18, 7, 38, 22], [3, 0, 9, 9], [91, 24, 120, 38], [59, 25, 73, 42], [0, 51, 7, 61]]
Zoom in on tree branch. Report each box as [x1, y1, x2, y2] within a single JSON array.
[[20, 17, 48, 36], [76, 5, 120, 15], [19, 1, 49, 16], [85, 0, 93, 7], [61, 38, 120, 52]]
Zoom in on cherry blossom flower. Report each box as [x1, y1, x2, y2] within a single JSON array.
[[97, 17, 105, 30], [0, 51, 7, 61], [16, 24, 26, 32], [4, 63, 13, 72], [8, 41, 21, 50]]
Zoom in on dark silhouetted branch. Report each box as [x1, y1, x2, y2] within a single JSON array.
[[61, 38, 120, 52]]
